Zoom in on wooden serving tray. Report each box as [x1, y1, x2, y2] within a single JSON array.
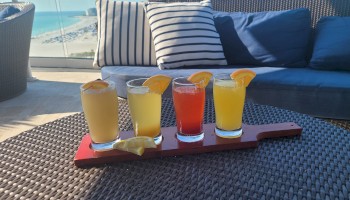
[[74, 122, 302, 168]]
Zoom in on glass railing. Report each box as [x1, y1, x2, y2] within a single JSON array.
[[30, 0, 97, 60]]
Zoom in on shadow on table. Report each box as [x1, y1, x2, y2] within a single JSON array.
[[0, 80, 84, 140]]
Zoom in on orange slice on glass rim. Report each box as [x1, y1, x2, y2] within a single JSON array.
[[142, 74, 172, 94], [82, 80, 108, 90], [230, 69, 256, 87], [187, 71, 213, 88]]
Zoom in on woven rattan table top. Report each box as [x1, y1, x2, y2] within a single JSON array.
[[1, 98, 349, 199]]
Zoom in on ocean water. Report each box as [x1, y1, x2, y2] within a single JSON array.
[[32, 11, 85, 36]]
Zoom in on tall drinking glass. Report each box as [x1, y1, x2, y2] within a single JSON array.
[[80, 80, 120, 151], [172, 77, 205, 142], [127, 78, 162, 145], [213, 74, 245, 138]]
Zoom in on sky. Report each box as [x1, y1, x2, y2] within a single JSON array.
[[29, 0, 96, 12]]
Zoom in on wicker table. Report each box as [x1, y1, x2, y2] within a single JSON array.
[[1, 98, 349, 199]]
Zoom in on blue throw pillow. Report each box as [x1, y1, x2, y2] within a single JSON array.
[[0, 6, 20, 20], [310, 16, 350, 71], [214, 8, 311, 67]]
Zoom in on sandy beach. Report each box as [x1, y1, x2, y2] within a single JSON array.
[[30, 16, 98, 58]]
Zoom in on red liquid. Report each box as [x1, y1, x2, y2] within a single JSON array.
[[173, 86, 205, 135]]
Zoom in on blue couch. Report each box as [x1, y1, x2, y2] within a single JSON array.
[[99, 0, 350, 120]]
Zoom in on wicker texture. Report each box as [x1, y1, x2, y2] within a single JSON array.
[[1, 98, 350, 199], [151, 0, 350, 27], [0, 2, 35, 101]]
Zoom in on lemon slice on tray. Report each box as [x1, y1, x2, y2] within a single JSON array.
[[142, 75, 172, 94], [230, 69, 256, 87], [113, 136, 157, 156], [187, 71, 213, 88]]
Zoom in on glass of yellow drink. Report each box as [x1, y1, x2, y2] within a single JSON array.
[[80, 80, 120, 151], [127, 78, 162, 145], [213, 74, 245, 138]]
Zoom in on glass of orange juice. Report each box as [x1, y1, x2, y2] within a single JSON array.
[[80, 80, 120, 151], [213, 74, 245, 138], [127, 78, 163, 145]]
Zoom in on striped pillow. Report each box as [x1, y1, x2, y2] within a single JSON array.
[[145, 0, 227, 69], [93, 1, 157, 68]]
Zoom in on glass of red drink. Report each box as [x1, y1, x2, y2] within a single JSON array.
[[172, 77, 205, 142]]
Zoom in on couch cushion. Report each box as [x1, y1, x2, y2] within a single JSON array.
[[93, 1, 157, 68], [102, 66, 350, 119], [310, 16, 350, 71], [213, 9, 311, 67], [144, 0, 227, 69]]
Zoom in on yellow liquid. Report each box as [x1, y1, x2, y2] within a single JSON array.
[[127, 87, 161, 137], [213, 80, 245, 131], [81, 85, 119, 143]]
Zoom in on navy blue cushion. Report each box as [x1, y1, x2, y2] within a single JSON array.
[[213, 9, 311, 67], [102, 65, 350, 119], [0, 6, 20, 20], [310, 16, 350, 71]]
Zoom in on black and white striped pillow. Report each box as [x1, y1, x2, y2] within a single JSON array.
[[145, 0, 227, 69], [93, 1, 157, 68]]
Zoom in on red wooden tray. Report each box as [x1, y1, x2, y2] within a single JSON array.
[[74, 122, 302, 168]]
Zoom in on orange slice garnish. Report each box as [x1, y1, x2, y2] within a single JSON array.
[[142, 75, 172, 94], [187, 71, 213, 88], [230, 69, 256, 87], [82, 80, 108, 90], [113, 136, 156, 156]]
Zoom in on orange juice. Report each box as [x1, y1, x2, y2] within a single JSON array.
[[214, 78, 245, 134], [127, 87, 161, 138], [80, 80, 119, 144]]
